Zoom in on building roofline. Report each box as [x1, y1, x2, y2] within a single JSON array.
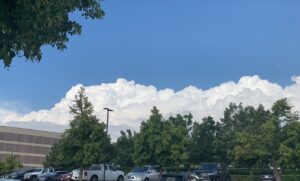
[[0, 125, 62, 138]]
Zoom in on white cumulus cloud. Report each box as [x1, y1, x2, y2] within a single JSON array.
[[0, 75, 300, 140]]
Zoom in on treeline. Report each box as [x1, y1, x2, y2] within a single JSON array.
[[45, 88, 300, 181]]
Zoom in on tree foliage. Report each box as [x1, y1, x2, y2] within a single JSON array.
[[189, 116, 219, 165], [45, 87, 112, 175], [0, 153, 23, 173], [256, 99, 299, 181], [45, 97, 300, 181], [222, 98, 300, 181], [114, 129, 135, 172], [0, 0, 104, 67], [132, 107, 190, 169]]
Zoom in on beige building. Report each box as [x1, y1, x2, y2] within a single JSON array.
[[0, 126, 61, 168]]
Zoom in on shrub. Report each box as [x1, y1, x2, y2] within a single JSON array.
[[230, 175, 258, 181], [230, 175, 300, 181]]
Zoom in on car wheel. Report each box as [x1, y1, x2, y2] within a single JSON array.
[[31, 176, 37, 181], [90, 176, 98, 181], [117, 176, 124, 181]]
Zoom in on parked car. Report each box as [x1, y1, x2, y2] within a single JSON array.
[[160, 173, 200, 181], [193, 163, 229, 181], [126, 165, 166, 181], [0, 179, 21, 181], [37, 171, 70, 181], [50, 171, 71, 181], [71, 164, 124, 181], [24, 168, 55, 181], [6, 169, 34, 181], [5, 170, 22, 179], [259, 174, 275, 181]]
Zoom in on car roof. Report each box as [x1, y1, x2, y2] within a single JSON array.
[[144, 165, 159, 167], [162, 173, 185, 177], [199, 163, 219, 165], [163, 172, 197, 177]]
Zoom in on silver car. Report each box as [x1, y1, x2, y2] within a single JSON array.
[[126, 166, 165, 181]]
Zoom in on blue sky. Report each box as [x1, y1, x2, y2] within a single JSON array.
[[1, 0, 300, 111]]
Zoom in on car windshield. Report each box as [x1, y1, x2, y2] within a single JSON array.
[[131, 167, 148, 173], [55, 171, 68, 175], [199, 164, 218, 170], [32, 168, 43, 172], [18, 170, 29, 174], [8, 171, 20, 176]]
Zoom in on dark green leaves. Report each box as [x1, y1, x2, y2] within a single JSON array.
[[45, 87, 112, 169], [0, 0, 104, 67], [0, 153, 23, 173], [133, 107, 190, 169]]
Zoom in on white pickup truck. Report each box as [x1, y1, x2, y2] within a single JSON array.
[[71, 164, 124, 181]]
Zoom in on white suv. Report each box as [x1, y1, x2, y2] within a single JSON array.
[[24, 168, 54, 181]]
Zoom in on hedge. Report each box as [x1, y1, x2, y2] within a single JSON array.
[[230, 175, 300, 181], [228, 168, 300, 175]]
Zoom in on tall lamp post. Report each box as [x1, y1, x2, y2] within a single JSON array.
[[103, 107, 113, 137], [103, 107, 113, 181]]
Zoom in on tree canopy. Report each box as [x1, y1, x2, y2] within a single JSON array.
[[113, 129, 135, 172], [45, 87, 112, 179], [0, 0, 104, 67], [133, 107, 190, 170], [45, 98, 300, 181], [0, 153, 23, 173]]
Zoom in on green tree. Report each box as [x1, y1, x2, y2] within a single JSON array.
[[0, 0, 104, 67], [161, 116, 190, 169], [189, 116, 218, 165], [234, 131, 260, 175], [213, 103, 242, 165], [133, 107, 164, 166], [279, 121, 300, 169], [44, 139, 75, 170], [114, 130, 135, 172], [257, 98, 299, 181], [0, 153, 23, 173], [233, 104, 270, 174], [133, 107, 190, 170], [45, 87, 112, 181], [214, 103, 270, 167]]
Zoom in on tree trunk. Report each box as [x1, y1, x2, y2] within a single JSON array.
[[272, 160, 281, 181], [79, 165, 83, 181], [273, 168, 281, 181]]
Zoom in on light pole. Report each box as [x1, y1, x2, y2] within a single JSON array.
[[103, 108, 113, 181], [103, 107, 113, 137]]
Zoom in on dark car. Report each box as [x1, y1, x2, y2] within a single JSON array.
[[160, 172, 200, 181], [4, 170, 22, 179], [193, 163, 229, 181], [37, 171, 70, 181], [6, 169, 35, 181]]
